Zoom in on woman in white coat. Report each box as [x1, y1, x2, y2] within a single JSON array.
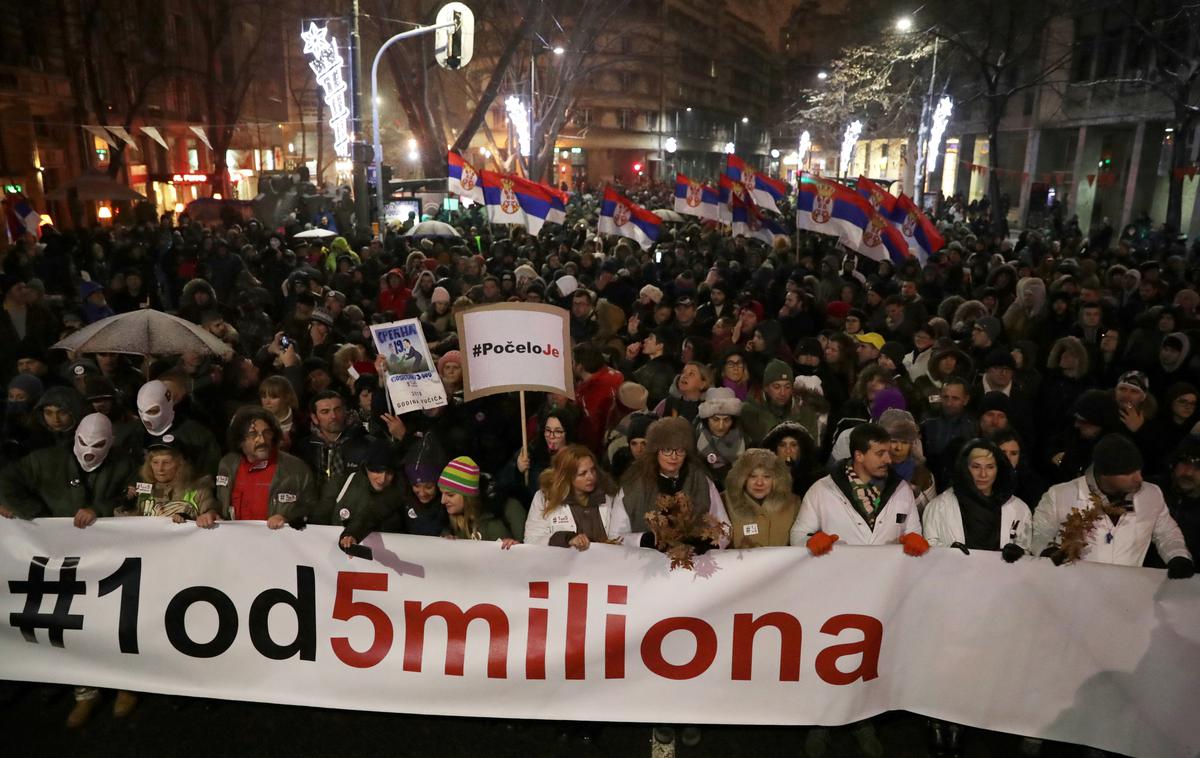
[[525, 444, 630, 550], [921, 438, 1032, 756], [923, 439, 1032, 558]]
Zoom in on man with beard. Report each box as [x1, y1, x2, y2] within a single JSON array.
[[1034, 434, 1194, 578], [297, 390, 370, 494], [199, 406, 317, 528]]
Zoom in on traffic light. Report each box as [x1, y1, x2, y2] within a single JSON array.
[[435, 3, 474, 70]]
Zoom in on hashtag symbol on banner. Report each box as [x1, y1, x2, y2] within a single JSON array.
[[8, 556, 86, 647], [472, 344, 482, 358]]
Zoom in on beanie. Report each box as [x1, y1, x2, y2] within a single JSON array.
[[436, 350, 462, 375], [763, 359, 793, 387], [980, 391, 1011, 415], [976, 316, 1003, 342], [7, 373, 44, 402], [870, 387, 907, 420], [431, 286, 451, 305], [1092, 434, 1143, 477], [438, 456, 480, 495]]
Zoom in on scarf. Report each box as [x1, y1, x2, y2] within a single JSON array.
[[845, 463, 882, 529], [956, 482, 1003, 550], [721, 378, 749, 401], [695, 427, 744, 469]]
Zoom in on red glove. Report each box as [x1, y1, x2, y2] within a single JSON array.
[[900, 532, 930, 557], [806, 531, 839, 556]]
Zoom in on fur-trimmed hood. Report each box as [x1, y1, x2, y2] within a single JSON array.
[[723, 448, 795, 520], [1048, 336, 1090, 378]]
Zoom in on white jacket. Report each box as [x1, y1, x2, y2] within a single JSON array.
[[613, 479, 731, 550], [524, 490, 632, 547], [922, 488, 1033, 552], [1032, 475, 1192, 567], [790, 473, 922, 547]]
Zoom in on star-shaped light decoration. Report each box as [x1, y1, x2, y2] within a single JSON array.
[[301, 22, 332, 58]]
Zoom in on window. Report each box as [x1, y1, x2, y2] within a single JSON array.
[[619, 109, 632, 130]]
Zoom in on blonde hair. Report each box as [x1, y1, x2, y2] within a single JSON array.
[[538, 445, 612, 516], [968, 447, 996, 464], [332, 343, 367, 388], [137, 447, 194, 488], [446, 493, 485, 538]]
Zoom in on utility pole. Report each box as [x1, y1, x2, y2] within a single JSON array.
[[350, 0, 371, 236]]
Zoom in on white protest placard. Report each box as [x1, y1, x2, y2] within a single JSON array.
[[455, 303, 575, 401], [369, 319, 447, 413]]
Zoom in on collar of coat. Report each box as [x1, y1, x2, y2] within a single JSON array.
[[830, 462, 902, 516]]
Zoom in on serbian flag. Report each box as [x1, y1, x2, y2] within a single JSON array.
[[894, 192, 944, 263], [673, 174, 719, 221], [855, 176, 901, 220], [842, 210, 913, 265], [726, 154, 788, 213], [539, 183, 569, 225], [447, 151, 484, 204], [598, 186, 661, 250], [732, 201, 788, 246], [479, 171, 555, 235], [717, 173, 754, 224], [795, 172, 865, 242]]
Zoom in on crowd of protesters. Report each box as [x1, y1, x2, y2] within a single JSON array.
[[0, 179, 1197, 756]]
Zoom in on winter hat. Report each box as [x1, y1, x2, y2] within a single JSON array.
[[7, 373, 43, 402], [555, 275, 579, 297], [870, 387, 907, 420], [364, 446, 397, 473], [1117, 370, 1149, 396], [793, 374, 824, 396], [1092, 434, 1143, 477], [436, 350, 462, 375], [763, 359, 793, 387], [626, 412, 655, 442], [795, 338, 823, 360], [762, 421, 813, 452], [617, 381, 649, 412], [82, 375, 115, 401], [1072, 389, 1119, 428], [438, 456, 480, 495], [698, 387, 743, 418], [1167, 382, 1199, 407], [309, 308, 335, 328], [1163, 333, 1187, 352], [825, 301, 851, 320], [403, 436, 445, 484], [975, 316, 1003, 342], [980, 391, 1011, 416], [985, 349, 1016, 371], [645, 417, 695, 455], [431, 286, 452, 305], [878, 408, 919, 442], [639, 284, 664, 304]]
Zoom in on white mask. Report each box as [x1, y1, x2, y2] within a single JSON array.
[[74, 413, 113, 472], [137, 380, 175, 436]]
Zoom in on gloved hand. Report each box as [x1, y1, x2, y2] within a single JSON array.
[[1040, 546, 1067, 566], [900, 532, 930, 557], [683, 537, 715, 556], [1001, 543, 1025, 563], [806, 531, 839, 556], [288, 515, 308, 531], [640, 532, 657, 549], [950, 542, 970, 555], [1167, 556, 1195, 579]]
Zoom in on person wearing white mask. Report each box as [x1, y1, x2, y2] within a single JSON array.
[[0, 412, 134, 524], [135, 379, 220, 475]]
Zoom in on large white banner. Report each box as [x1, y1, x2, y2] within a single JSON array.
[[1, 518, 1197, 758], [455, 303, 575, 401]]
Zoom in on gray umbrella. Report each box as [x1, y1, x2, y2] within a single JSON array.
[[44, 172, 147, 203], [404, 220, 461, 238], [52, 310, 233, 359]]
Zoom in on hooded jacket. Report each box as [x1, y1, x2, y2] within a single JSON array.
[[723, 449, 800, 548], [327, 470, 408, 542], [922, 440, 1032, 552], [377, 268, 411, 317], [30, 386, 88, 451], [0, 443, 136, 518]]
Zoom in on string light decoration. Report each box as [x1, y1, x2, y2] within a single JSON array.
[[840, 120, 863, 177], [926, 96, 954, 176]]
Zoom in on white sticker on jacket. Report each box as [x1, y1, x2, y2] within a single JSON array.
[[277, 493, 297, 503], [135, 482, 153, 494], [743, 523, 760, 536], [215, 475, 229, 487]]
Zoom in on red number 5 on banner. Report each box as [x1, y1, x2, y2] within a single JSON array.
[[330, 572, 393, 668]]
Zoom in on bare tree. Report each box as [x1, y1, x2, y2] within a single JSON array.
[[187, 0, 279, 196]]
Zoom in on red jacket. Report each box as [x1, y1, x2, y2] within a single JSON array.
[[575, 365, 624, 454], [378, 268, 411, 316]]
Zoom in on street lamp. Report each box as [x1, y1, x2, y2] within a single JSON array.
[[741, 116, 749, 124], [817, 71, 828, 80], [552, 45, 564, 55], [895, 16, 914, 32]]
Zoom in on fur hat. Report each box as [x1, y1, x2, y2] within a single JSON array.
[[639, 284, 664, 304], [645, 416, 695, 455], [698, 387, 742, 419], [431, 286, 451, 305], [975, 316, 1003, 342]]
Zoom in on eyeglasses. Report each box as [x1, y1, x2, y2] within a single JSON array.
[[659, 448, 687, 458], [725, 359, 745, 367], [545, 428, 566, 436]]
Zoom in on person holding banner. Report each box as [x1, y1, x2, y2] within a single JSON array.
[[524, 445, 630, 550], [439, 456, 517, 543], [331, 446, 408, 552], [616, 417, 730, 550]]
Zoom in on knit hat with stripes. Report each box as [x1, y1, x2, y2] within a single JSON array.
[[438, 456, 480, 495]]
